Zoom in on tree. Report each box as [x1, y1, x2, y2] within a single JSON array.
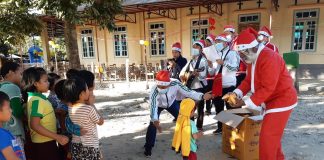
[[39, 0, 123, 69], [0, 0, 43, 46]]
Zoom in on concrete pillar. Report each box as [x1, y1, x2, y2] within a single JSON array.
[[40, 22, 50, 66]]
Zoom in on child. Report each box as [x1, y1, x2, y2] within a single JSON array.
[[47, 73, 61, 109], [22, 67, 69, 160], [0, 91, 24, 160], [0, 61, 26, 159], [62, 78, 104, 160], [172, 98, 203, 160]]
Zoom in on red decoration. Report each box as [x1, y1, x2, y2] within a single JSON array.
[[209, 17, 216, 31]]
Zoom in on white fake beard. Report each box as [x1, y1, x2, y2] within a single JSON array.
[[243, 49, 258, 64]]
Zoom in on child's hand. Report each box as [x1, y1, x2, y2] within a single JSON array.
[[80, 127, 88, 136], [87, 95, 96, 106], [153, 121, 162, 133], [198, 131, 204, 137], [56, 135, 69, 145]]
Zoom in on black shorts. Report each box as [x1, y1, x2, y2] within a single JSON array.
[[32, 140, 60, 160]]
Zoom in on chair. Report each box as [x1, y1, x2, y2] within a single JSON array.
[[146, 64, 155, 81], [129, 64, 137, 81], [108, 64, 118, 81]]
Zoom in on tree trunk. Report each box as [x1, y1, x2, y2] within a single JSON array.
[[64, 20, 81, 69]]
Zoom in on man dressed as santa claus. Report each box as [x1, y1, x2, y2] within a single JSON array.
[[258, 26, 279, 53], [224, 27, 298, 160]]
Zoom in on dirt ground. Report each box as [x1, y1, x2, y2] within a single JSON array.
[[93, 82, 324, 160]]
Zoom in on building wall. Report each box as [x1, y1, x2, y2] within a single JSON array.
[[76, 0, 324, 67]]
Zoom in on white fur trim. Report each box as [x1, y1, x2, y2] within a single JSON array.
[[156, 80, 171, 86], [236, 39, 259, 51], [244, 97, 258, 109], [216, 36, 228, 42], [224, 28, 235, 33], [172, 47, 181, 52], [258, 31, 270, 37], [265, 103, 297, 115], [233, 89, 243, 99], [194, 41, 204, 48], [206, 37, 214, 43]]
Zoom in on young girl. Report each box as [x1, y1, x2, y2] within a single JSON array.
[[172, 98, 203, 160], [62, 78, 104, 160], [22, 67, 69, 160]]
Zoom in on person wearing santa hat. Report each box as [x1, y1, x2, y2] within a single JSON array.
[[225, 27, 297, 160], [258, 26, 279, 53], [168, 42, 187, 80], [205, 34, 216, 47], [179, 40, 212, 130], [223, 25, 247, 88], [208, 33, 240, 134], [144, 70, 213, 157], [204, 34, 216, 115]]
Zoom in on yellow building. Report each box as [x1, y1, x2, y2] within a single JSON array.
[[76, 0, 324, 79]]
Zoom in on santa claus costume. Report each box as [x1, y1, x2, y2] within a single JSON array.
[[258, 26, 279, 53], [234, 28, 298, 160]]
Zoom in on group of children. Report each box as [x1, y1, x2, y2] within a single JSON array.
[[0, 61, 104, 160]]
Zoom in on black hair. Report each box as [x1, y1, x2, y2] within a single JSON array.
[[0, 61, 20, 78], [66, 69, 80, 79], [54, 79, 66, 101], [78, 70, 95, 88], [62, 78, 87, 104], [22, 67, 47, 102], [0, 91, 9, 111], [48, 73, 60, 90]]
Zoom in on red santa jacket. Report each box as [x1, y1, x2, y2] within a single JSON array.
[[265, 42, 279, 53], [234, 46, 297, 110]]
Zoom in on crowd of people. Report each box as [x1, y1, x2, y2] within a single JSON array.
[[0, 25, 297, 160], [0, 61, 103, 160], [150, 25, 297, 160]]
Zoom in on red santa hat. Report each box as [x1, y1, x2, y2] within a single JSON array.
[[172, 42, 181, 52], [258, 26, 273, 38], [224, 25, 235, 33], [206, 34, 216, 44], [193, 40, 206, 48], [156, 70, 171, 86], [236, 27, 259, 51], [215, 33, 230, 42]]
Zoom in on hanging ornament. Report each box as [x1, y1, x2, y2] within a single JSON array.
[[209, 17, 216, 31]]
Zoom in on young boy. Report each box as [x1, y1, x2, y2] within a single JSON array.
[[172, 98, 203, 160], [0, 91, 25, 160], [0, 62, 25, 159]]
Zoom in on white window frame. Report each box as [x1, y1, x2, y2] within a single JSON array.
[[190, 19, 209, 49], [80, 29, 95, 59], [149, 22, 166, 57], [292, 9, 319, 52], [238, 13, 260, 24], [114, 26, 128, 57]]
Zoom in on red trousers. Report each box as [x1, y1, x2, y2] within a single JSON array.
[[259, 110, 292, 160], [183, 151, 197, 160]]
